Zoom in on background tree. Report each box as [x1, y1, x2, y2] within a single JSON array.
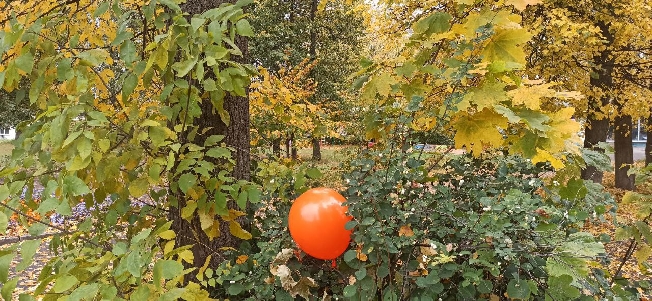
[[0, 85, 34, 134], [249, 0, 364, 160], [524, 0, 652, 189]]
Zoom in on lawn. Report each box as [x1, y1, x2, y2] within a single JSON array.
[[0, 141, 13, 168], [0, 141, 13, 157]]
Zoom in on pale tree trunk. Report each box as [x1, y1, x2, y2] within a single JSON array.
[[613, 115, 635, 190], [169, 0, 251, 277]]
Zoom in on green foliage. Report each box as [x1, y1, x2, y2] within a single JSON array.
[[0, 0, 257, 298]]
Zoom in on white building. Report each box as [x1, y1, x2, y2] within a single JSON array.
[[0, 127, 16, 140]]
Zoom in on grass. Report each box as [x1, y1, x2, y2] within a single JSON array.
[[0, 141, 14, 168], [0, 141, 13, 157]]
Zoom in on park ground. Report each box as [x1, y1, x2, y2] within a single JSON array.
[[1, 141, 651, 297]]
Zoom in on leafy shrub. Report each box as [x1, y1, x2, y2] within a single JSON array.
[[201, 141, 646, 300]]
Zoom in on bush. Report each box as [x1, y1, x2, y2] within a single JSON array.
[[201, 141, 645, 300]]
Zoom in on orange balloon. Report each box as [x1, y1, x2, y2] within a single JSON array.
[[288, 187, 352, 260]]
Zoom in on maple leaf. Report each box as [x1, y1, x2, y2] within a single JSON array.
[[505, 0, 542, 11], [508, 83, 556, 110], [532, 149, 565, 169], [482, 28, 532, 69], [461, 81, 508, 111], [454, 109, 509, 155]]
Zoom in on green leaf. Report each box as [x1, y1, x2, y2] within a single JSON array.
[[16, 239, 41, 272], [306, 167, 322, 179], [149, 126, 169, 147], [153, 260, 184, 288], [547, 275, 580, 300], [343, 285, 358, 298], [129, 177, 150, 198], [235, 19, 254, 37], [172, 58, 198, 77], [206, 147, 230, 159], [157, 0, 181, 12], [191, 17, 206, 32], [0, 212, 7, 234], [77, 49, 111, 67], [130, 286, 151, 301], [506, 279, 530, 299], [214, 191, 228, 216], [15, 52, 35, 73], [77, 137, 92, 159], [178, 173, 197, 194], [1, 278, 17, 301], [53, 274, 79, 293], [93, 2, 110, 17], [0, 185, 8, 202], [0, 253, 14, 283], [344, 250, 357, 263], [63, 175, 91, 196], [131, 228, 153, 244], [125, 251, 142, 277], [559, 179, 587, 200], [237, 189, 248, 210], [68, 283, 99, 301], [413, 12, 452, 35], [228, 283, 245, 295]]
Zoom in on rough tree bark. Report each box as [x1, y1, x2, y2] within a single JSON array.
[[613, 114, 635, 190], [581, 21, 613, 184], [169, 0, 251, 275]]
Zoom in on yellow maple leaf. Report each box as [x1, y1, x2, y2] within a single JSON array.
[[454, 109, 509, 155]]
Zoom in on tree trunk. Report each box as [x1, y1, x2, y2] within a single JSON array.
[[312, 137, 321, 161], [291, 132, 298, 160], [272, 137, 282, 158], [581, 20, 614, 184], [169, 0, 251, 276], [613, 115, 635, 190], [308, 0, 322, 161], [285, 133, 292, 159], [581, 117, 610, 183]]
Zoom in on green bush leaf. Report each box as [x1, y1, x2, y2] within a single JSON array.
[[506, 279, 531, 299], [178, 173, 197, 194], [53, 274, 79, 293]]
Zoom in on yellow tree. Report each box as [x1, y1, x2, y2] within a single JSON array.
[[250, 59, 319, 158], [524, 0, 652, 189]]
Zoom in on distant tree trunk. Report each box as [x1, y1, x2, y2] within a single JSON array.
[[272, 138, 282, 158], [285, 133, 291, 158], [582, 117, 610, 183], [312, 137, 321, 161], [170, 0, 251, 277], [646, 116, 652, 166], [581, 21, 613, 184], [308, 0, 322, 161], [291, 132, 298, 160], [613, 115, 635, 190]]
